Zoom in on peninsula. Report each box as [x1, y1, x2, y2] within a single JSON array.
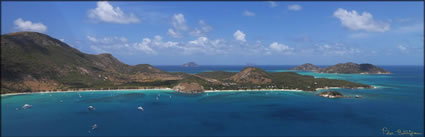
[[1, 32, 372, 94]]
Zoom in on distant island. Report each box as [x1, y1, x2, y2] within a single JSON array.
[[291, 63, 320, 71], [291, 63, 391, 74], [182, 62, 199, 67], [1, 32, 373, 94]]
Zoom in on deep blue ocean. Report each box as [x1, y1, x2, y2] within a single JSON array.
[[1, 65, 424, 136]]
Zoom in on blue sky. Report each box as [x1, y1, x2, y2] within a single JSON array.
[[1, 1, 424, 65]]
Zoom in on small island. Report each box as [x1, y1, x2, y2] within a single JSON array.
[[290, 63, 320, 71], [182, 62, 199, 67]]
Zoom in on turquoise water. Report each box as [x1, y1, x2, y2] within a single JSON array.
[[2, 66, 424, 136]]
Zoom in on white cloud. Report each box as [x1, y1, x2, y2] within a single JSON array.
[[86, 35, 128, 44], [398, 45, 407, 51], [288, 5, 302, 11], [189, 37, 209, 46], [171, 13, 188, 31], [87, 35, 98, 42], [317, 43, 361, 56], [190, 20, 213, 37], [233, 30, 246, 42], [269, 42, 293, 52], [333, 8, 390, 32], [268, 1, 278, 7], [243, 10, 256, 16], [151, 35, 179, 48], [167, 28, 182, 38], [88, 1, 140, 24], [14, 18, 47, 32], [133, 38, 156, 54], [167, 13, 189, 38]]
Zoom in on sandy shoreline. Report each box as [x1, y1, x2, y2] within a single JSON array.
[[204, 89, 304, 92], [1, 88, 173, 96], [1, 86, 377, 96]]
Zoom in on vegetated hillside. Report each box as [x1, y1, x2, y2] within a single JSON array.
[[196, 71, 237, 80], [190, 67, 371, 91], [1, 32, 182, 93], [229, 67, 272, 84], [318, 62, 391, 74]]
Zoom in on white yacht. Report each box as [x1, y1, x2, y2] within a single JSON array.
[[22, 104, 32, 109]]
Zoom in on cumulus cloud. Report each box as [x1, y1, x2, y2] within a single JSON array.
[[88, 1, 140, 24], [151, 35, 179, 48], [243, 10, 256, 16], [14, 18, 47, 32], [133, 38, 156, 54], [167, 28, 182, 38], [189, 37, 209, 46], [233, 30, 246, 42], [333, 8, 390, 32], [317, 43, 361, 56], [268, 1, 278, 7], [87, 35, 153, 55], [171, 13, 188, 31], [167, 13, 189, 38], [397, 45, 407, 52], [269, 42, 293, 52], [288, 5, 302, 11], [190, 20, 213, 37], [86, 35, 127, 44]]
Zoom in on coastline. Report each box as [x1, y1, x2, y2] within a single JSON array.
[[0, 88, 173, 97], [2, 85, 377, 96], [204, 88, 304, 92]]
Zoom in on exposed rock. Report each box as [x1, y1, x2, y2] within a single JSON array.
[[318, 91, 344, 98], [172, 82, 204, 93], [318, 62, 391, 74], [229, 67, 272, 84], [182, 62, 199, 67], [291, 63, 320, 71]]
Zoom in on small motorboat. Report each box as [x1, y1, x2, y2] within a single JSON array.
[[137, 106, 144, 111], [22, 104, 32, 109], [91, 124, 97, 130], [88, 106, 95, 110], [355, 95, 362, 98]]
